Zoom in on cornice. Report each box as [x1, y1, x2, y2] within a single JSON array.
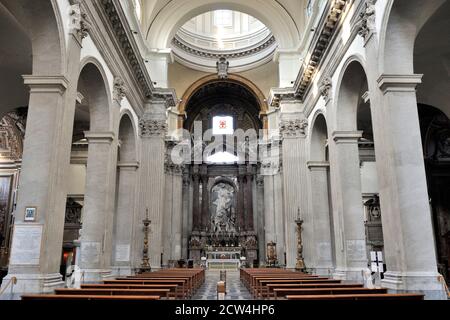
[[98, 0, 155, 99], [293, 0, 351, 102]]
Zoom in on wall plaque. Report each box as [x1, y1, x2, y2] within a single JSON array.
[[346, 239, 367, 261], [115, 244, 130, 262], [10, 224, 43, 265], [81, 241, 101, 265]]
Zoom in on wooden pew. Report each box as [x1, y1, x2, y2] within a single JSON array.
[[273, 287, 388, 299], [261, 283, 364, 299], [54, 288, 171, 299], [286, 293, 425, 300], [253, 278, 341, 298], [21, 294, 160, 301], [104, 279, 189, 299], [81, 283, 179, 298]]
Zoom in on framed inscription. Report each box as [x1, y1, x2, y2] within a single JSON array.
[[24, 207, 37, 222], [9, 224, 43, 265]]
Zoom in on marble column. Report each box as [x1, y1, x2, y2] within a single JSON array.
[[192, 171, 200, 232], [1, 24, 85, 294], [79, 131, 117, 281], [307, 161, 334, 275], [200, 171, 209, 232], [181, 173, 191, 258], [112, 162, 139, 276], [237, 172, 245, 231], [329, 131, 367, 280], [256, 176, 266, 265], [1, 76, 70, 294], [245, 171, 255, 231], [372, 74, 443, 298], [137, 99, 167, 269]]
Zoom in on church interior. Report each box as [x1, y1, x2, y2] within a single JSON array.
[[0, 0, 449, 302]]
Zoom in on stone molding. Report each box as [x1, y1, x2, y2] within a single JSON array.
[[22, 75, 69, 94], [172, 35, 276, 60], [84, 131, 115, 144], [307, 161, 330, 171], [332, 131, 363, 144], [117, 161, 140, 170], [293, 0, 350, 101], [139, 119, 167, 138], [268, 88, 300, 108], [377, 74, 423, 94], [280, 119, 309, 138]]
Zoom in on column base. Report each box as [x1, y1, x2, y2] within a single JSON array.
[[313, 266, 334, 277], [79, 269, 113, 283], [381, 271, 447, 300], [0, 273, 64, 298], [111, 266, 132, 277], [332, 268, 364, 281]]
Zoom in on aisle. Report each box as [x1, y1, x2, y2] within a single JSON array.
[[192, 270, 252, 300]]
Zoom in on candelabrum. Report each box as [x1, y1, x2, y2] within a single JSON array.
[[295, 218, 306, 272], [140, 209, 152, 273]]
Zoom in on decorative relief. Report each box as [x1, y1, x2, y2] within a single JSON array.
[[357, 0, 377, 40], [279, 119, 308, 138], [69, 3, 91, 40], [216, 57, 229, 79], [113, 76, 127, 103], [0, 111, 26, 160], [319, 77, 333, 102], [139, 119, 167, 137]]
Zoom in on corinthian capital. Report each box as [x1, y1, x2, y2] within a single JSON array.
[[139, 119, 167, 137], [280, 119, 308, 138]]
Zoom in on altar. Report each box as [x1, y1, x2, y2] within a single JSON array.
[[205, 249, 241, 269]]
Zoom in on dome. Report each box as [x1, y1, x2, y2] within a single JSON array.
[[171, 10, 277, 72]]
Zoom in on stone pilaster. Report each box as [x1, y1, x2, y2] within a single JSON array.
[[1, 76, 70, 294], [329, 131, 367, 280], [307, 161, 334, 275], [279, 106, 309, 269], [79, 132, 117, 281], [112, 161, 139, 276], [137, 99, 167, 269], [372, 74, 444, 298]]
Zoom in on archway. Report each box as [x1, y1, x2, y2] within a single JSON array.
[[308, 112, 334, 275], [75, 61, 115, 281], [112, 113, 138, 276], [330, 59, 371, 280]]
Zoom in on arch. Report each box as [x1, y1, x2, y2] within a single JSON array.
[[145, 0, 300, 50], [0, 0, 65, 116], [310, 111, 329, 162], [118, 113, 137, 163], [0, 0, 65, 75], [179, 74, 268, 115], [77, 59, 112, 132], [379, 0, 446, 74], [334, 57, 369, 132]]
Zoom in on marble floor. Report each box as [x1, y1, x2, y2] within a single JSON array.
[[192, 270, 252, 300]]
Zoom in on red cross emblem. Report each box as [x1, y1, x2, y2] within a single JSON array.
[[219, 120, 227, 129]]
